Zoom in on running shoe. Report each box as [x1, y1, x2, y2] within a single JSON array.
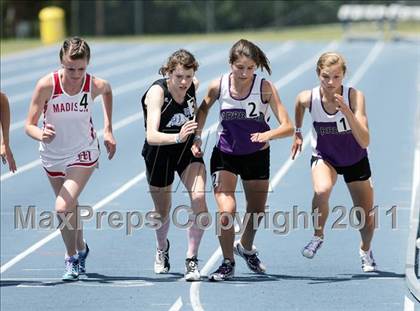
[[154, 239, 170, 274], [234, 240, 266, 273], [185, 256, 200, 281], [62, 255, 79, 282], [208, 259, 235, 281], [78, 242, 90, 274], [359, 249, 377, 272], [302, 236, 324, 259]]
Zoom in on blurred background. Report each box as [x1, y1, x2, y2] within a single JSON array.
[[1, 0, 419, 47]]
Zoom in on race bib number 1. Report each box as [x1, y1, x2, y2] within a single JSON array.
[[337, 117, 349, 133]]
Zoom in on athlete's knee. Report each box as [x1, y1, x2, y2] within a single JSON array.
[[361, 213, 376, 232], [248, 204, 266, 214], [191, 191, 206, 210], [219, 211, 235, 227], [313, 185, 333, 202], [152, 206, 172, 223], [55, 197, 76, 213], [193, 210, 210, 228]]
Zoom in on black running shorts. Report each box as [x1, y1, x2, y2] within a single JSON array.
[[144, 146, 204, 188], [210, 147, 270, 185], [311, 155, 371, 183]]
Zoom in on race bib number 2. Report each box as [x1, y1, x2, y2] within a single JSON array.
[[246, 102, 258, 118]]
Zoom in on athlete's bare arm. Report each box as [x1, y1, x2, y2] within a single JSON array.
[[291, 89, 311, 160], [334, 88, 369, 148], [0, 92, 17, 172], [92, 77, 116, 159], [25, 75, 55, 143], [191, 78, 220, 157], [250, 80, 293, 143]]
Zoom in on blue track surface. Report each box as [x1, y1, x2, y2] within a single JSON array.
[[1, 39, 419, 310]]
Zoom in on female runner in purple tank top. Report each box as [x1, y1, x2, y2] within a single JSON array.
[[291, 52, 377, 272], [194, 39, 293, 281]]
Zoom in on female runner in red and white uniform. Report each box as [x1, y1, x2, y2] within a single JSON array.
[[25, 37, 116, 281]]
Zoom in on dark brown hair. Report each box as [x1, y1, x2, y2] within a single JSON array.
[[159, 49, 199, 76], [229, 39, 271, 75]]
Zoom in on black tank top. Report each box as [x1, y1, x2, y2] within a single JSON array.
[[141, 78, 197, 158]]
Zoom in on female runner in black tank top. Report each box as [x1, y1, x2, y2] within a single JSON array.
[[141, 49, 208, 281]]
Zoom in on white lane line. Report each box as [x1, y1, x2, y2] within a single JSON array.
[[1, 158, 41, 182], [274, 41, 339, 89], [168, 297, 183, 311], [190, 248, 223, 311], [405, 58, 420, 303], [189, 40, 385, 311], [268, 131, 311, 192], [348, 41, 384, 87], [0, 172, 146, 274], [404, 295, 415, 311], [10, 120, 25, 131]]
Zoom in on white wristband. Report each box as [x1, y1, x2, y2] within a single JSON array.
[[295, 127, 302, 134], [175, 134, 181, 144], [193, 135, 201, 142]]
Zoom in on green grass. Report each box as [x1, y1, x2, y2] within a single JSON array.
[[1, 22, 419, 57], [0, 39, 46, 56]]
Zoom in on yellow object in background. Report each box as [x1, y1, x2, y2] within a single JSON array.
[[39, 7, 66, 44]]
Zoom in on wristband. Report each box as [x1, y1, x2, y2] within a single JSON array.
[[175, 134, 182, 144], [193, 135, 201, 142], [295, 127, 302, 134]]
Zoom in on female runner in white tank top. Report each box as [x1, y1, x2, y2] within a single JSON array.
[[25, 37, 116, 281]]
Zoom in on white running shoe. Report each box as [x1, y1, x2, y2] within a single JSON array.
[[359, 249, 377, 272], [302, 236, 323, 259], [185, 256, 200, 281], [154, 239, 170, 274], [62, 255, 79, 282]]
